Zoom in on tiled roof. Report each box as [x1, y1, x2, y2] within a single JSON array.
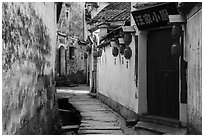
[[90, 2, 131, 24], [132, 2, 164, 9]]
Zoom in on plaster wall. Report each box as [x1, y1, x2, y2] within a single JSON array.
[[98, 39, 138, 113], [131, 2, 147, 115], [2, 2, 58, 134], [185, 5, 202, 134], [32, 2, 57, 75], [57, 2, 87, 83]]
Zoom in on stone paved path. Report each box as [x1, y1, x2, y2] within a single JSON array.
[[69, 94, 124, 135], [57, 85, 125, 135], [57, 85, 187, 135]]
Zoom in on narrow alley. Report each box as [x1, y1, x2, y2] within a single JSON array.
[[56, 85, 138, 135], [2, 2, 202, 135]]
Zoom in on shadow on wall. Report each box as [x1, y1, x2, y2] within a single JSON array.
[[2, 3, 58, 134]]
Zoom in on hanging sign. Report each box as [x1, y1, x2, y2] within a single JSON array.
[[131, 3, 179, 30]]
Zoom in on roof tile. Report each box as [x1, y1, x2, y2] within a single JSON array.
[[90, 2, 131, 23]]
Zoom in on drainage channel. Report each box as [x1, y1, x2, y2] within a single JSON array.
[[57, 98, 81, 135]]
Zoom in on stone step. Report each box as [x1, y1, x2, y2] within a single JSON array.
[[62, 125, 80, 130], [78, 129, 124, 135], [135, 121, 187, 135], [88, 93, 97, 98], [139, 115, 181, 128], [80, 125, 121, 130]]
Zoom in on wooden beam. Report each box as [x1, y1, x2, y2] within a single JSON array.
[[121, 26, 136, 33], [169, 15, 186, 24]]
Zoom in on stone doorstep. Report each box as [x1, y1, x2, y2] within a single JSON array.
[[126, 119, 138, 127], [139, 115, 181, 128], [88, 92, 97, 98], [61, 125, 80, 130], [135, 121, 187, 135], [78, 129, 124, 135]]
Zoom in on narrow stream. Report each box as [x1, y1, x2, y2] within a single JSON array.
[[57, 98, 81, 135]]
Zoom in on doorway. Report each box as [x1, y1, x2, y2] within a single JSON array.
[[59, 46, 66, 76], [147, 28, 179, 119]]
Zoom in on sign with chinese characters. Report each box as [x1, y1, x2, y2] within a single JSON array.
[[131, 3, 179, 30]]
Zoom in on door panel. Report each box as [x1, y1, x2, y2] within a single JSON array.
[[147, 28, 179, 119]]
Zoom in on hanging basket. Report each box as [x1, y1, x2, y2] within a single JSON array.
[[123, 33, 132, 45], [112, 47, 119, 57], [124, 46, 132, 59]]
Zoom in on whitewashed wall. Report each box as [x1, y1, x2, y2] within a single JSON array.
[[97, 38, 138, 113], [185, 5, 202, 134]]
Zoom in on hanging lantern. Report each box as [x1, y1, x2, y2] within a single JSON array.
[[172, 25, 182, 39], [119, 44, 126, 55], [123, 33, 132, 45], [124, 46, 132, 59], [98, 50, 102, 57], [110, 41, 118, 47], [118, 38, 125, 45], [93, 51, 98, 58], [118, 37, 126, 54], [84, 53, 88, 59], [86, 46, 91, 53], [112, 47, 119, 57], [171, 43, 181, 57]]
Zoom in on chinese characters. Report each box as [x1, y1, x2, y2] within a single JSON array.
[[134, 9, 169, 26]]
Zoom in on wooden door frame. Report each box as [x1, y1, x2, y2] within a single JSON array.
[[147, 27, 179, 119], [59, 44, 66, 76], [137, 27, 186, 122]]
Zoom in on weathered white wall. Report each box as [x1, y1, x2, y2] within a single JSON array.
[[98, 39, 138, 113], [2, 2, 58, 134], [32, 2, 57, 75], [185, 5, 202, 134]]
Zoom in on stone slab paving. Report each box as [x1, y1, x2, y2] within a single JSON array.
[[57, 86, 139, 135], [67, 93, 125, 135]]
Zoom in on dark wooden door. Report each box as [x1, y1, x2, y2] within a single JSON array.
[[147, 28, 179, 119]]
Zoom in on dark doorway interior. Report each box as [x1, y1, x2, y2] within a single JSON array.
[[147, 28, 179, 119], [59, 46, 66, 76]]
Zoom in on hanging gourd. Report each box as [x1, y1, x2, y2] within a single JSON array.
[[124, 46, 132, 59], [112, 47, 119, 57], [84, 53, 88, 59], [171, 43, 181, 57], [123, 33, 132, 45], [86, 46, 91, 53]]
